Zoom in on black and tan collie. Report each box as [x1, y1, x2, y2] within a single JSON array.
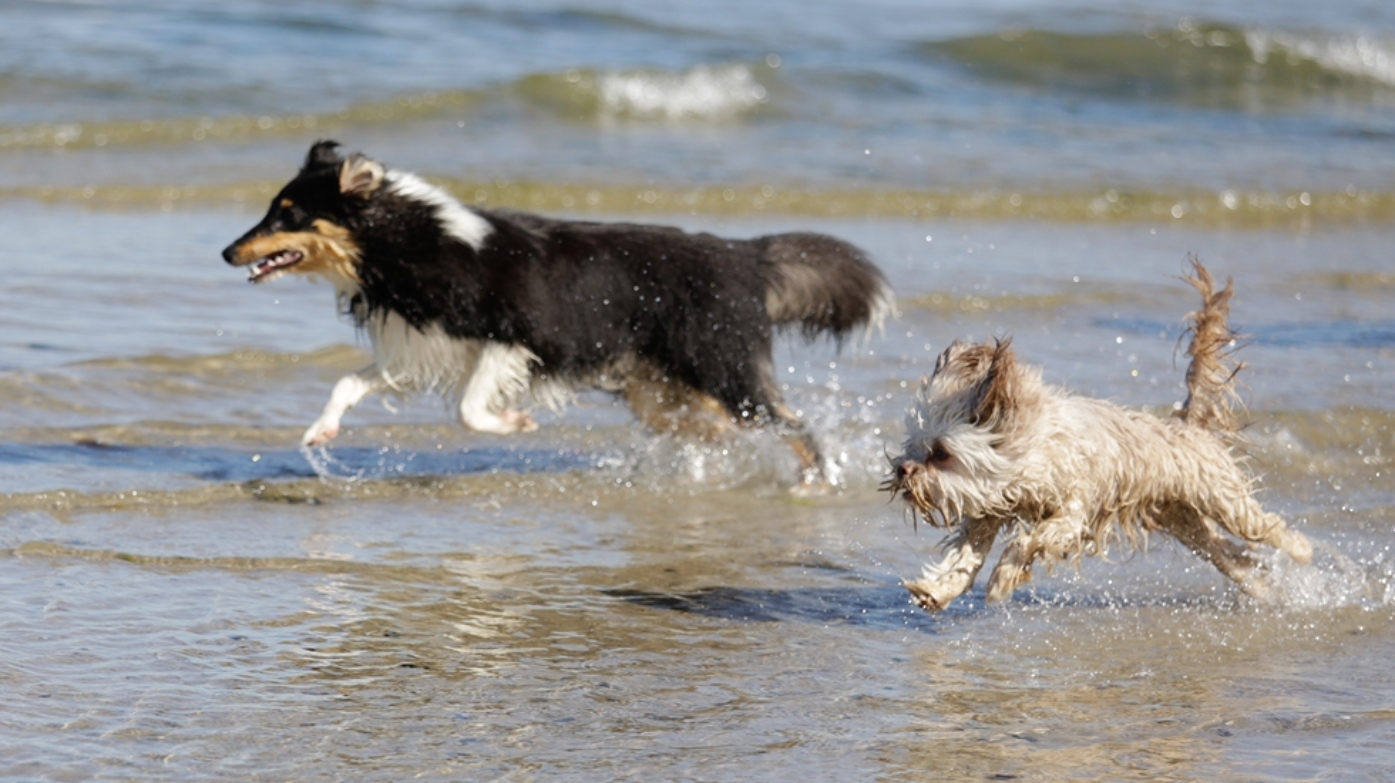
[[223, 141, 892, 486]]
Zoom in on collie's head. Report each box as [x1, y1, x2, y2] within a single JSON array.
[[884, 338, 1043, 526], [223, 141, 493, 287], [221, 140, 383, 286]]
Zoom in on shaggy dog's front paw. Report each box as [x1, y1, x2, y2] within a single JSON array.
[[905, 579, 951, 612]]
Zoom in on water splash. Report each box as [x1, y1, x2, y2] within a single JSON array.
[[1260, 538, 1395, 611], [300, 442, 368, 484]]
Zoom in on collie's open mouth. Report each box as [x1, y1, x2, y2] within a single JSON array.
[[247, 249, 304, 282]]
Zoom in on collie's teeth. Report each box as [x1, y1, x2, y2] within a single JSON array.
[[246, 249, 303, 281]]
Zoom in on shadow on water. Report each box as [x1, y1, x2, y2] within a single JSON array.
[[0, 440, 602, 483], [603, 584, 985, 630], [605, 578, 1293, 631]]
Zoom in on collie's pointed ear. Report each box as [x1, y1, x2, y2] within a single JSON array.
[[339, 154, 385, 197], [304, 140, 343, 170], [969, 337, 1016, 429]]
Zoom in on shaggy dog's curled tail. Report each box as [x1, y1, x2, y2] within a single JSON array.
[[1176, 258, 1245, 432], [759, 232, 895, 343]]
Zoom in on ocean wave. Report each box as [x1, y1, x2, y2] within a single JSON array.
[[515, 62, 773, 122], [71, 345, 361, 375], [5, 180, 1392, 229], [448, 5, 712, 41], [0, 90, 483, 152], [1245, 28, 1395, 86], [902, 289, 1133, 315], [0, 62, 772, 153], [924, 20, 1395, 110]]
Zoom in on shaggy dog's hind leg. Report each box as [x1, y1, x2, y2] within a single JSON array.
[[1165, 509, 1266, 597], [1204, 491, 1314, 566]]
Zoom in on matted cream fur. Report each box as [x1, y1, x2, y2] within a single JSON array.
[[886, 261, 1312, 611]]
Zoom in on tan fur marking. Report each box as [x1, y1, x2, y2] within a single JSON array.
[[622, 371, 733, 442], [228, 226, 362, 285]]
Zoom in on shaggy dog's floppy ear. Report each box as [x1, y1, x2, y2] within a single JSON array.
[[968, 338, 1016, 429], [931, 339, 964, 379], [339, 153, 385, 197]]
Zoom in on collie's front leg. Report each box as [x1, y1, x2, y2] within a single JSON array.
[[304, 368, 386, 446], [457, 342, 538, 435], [459, 405, 537, 435]]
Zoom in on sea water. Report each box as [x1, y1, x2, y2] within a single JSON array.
[[2, 1, 1394, 779]]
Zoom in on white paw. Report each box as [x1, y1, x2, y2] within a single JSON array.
[[461, 409, 536, 435], [303, 421, 339, 447], [501, 409, 538, 433]]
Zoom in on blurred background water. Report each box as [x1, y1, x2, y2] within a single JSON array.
[[2, 1, 1393, 780]]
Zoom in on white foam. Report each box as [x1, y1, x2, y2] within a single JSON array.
[[596, 63, 769, 121], [1245, 29, 1395, 86]]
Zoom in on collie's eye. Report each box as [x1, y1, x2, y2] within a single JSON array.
[[926, 440, 951, 465], [270, 198, 306, 229]]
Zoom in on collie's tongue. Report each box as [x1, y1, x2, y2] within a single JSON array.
[[247, 249, 304, 281]]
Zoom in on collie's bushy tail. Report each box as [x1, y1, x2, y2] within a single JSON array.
[[759, 232, 894, 342], [1176, 258, 1245, 432]]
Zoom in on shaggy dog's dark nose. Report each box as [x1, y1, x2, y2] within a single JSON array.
[[895, 460, 923, 482], [221, 244, 239, 265]]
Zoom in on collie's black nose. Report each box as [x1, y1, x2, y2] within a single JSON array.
[[221, 243, 239, 265]]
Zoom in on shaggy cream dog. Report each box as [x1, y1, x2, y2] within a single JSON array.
[[887, 261, 1311, 611]]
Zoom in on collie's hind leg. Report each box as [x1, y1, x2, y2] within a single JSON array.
[[304, 367, 387, 446], [766, 401, 826, 487], [693, 351, 827, 487], [906, 519, 1003, 611], [621, 373, 734, 442]]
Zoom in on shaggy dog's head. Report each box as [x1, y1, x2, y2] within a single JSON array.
[[884, 337, 1044, 527]]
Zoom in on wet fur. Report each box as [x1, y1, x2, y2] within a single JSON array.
[[886, 261, 1311, 611], [223, 141, 893, 484]]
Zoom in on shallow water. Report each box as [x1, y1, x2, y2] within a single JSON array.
[[4, 1, 1395, 780]]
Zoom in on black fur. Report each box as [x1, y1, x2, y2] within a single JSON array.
[[225, 141, 891, 459]]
